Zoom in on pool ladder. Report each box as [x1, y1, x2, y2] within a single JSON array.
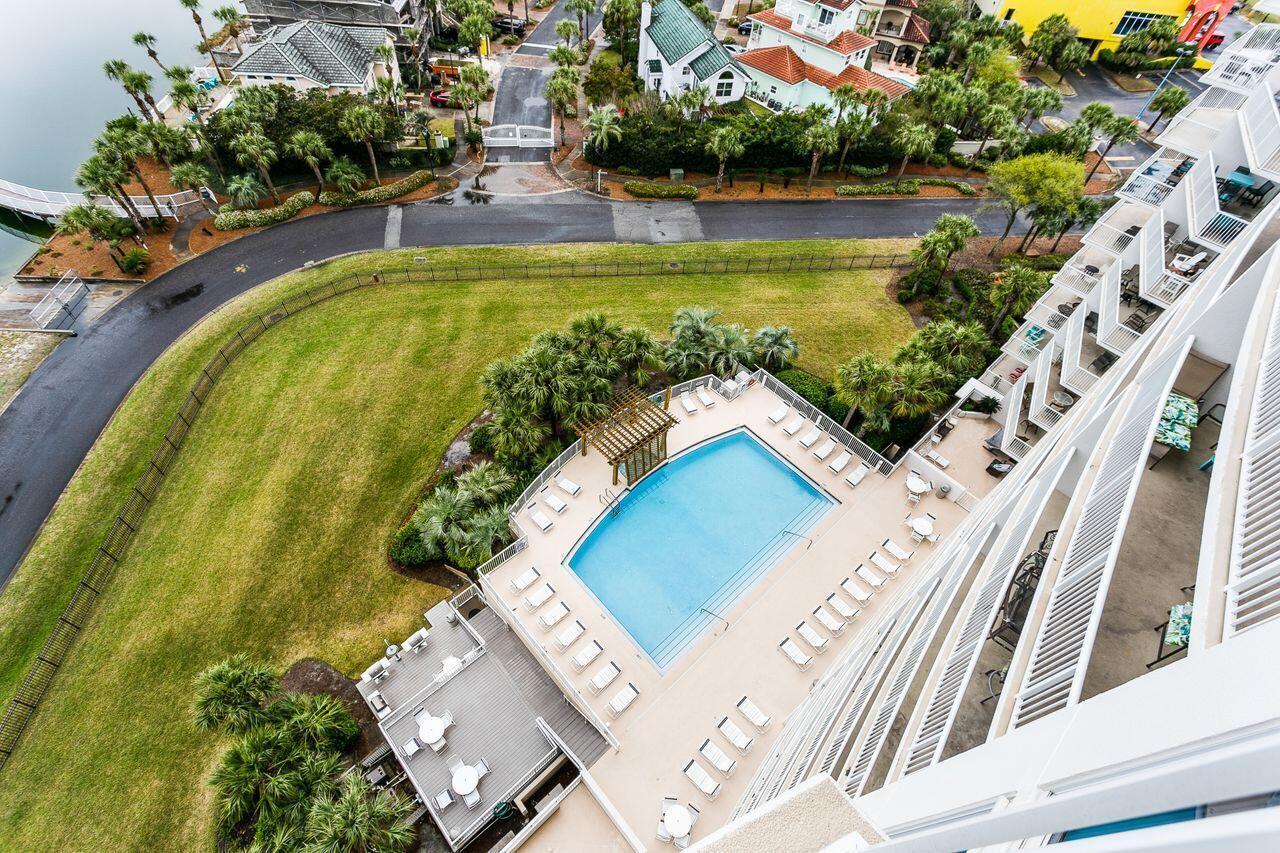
[[600, 487, 622, 517]]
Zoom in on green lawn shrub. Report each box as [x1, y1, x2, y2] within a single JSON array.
[[213, 191, 314, 230]]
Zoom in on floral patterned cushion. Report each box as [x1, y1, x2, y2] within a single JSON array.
[[1161, 392, 1199, 428]]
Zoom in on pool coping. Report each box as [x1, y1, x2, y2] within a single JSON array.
[[557, 425, 838, 674]]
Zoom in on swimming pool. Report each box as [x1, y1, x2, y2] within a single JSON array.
[[567, 430, 834, 670]]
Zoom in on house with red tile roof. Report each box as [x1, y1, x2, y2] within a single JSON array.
[[739, 0, 919, 117]]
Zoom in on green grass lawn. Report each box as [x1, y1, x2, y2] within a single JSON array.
[[0, 239, 915, 850]]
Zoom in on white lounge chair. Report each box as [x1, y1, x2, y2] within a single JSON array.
[[813, 438, 836, 460], [882, 538, 914, 563], [539, 601, 570, 630], [779, 637, 813, 670], [796, 621, 830, 654], [873, 549, 905, 575], [841, 576, 874, 604], [856, 564, 887, 590], [608, 682, 639, 717], [543, 492, 567, 514], [554, 620, 585, 651], [828, 450, 852, 473], [523, 583, 555, 611], [737, 696, 771, 730], [799, 428, 821, 448], [680, 391, 698, 414], [782, 416, 804, 436], [926, 449, 951, 469], [768, 404, 790, 424], [1171, 251, 1207, 272], [718, 716, 753, 753], [813, 605, 847, 636], [845, 462, 870, 488], [528, 507, 554, 532], [434, 789, 454, 810], [684, 759, 721, 800], [510, 566, 540, 593], [826, 593, 859, 621], [589, 661, 621, 694], [700, 738, 736, 776], [571, 640, 603, 672], [555, 475, 581, 496], [696, 385, 716, 408], [735, 369, 753, 388]]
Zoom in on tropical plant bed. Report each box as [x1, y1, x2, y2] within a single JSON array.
[[20, 219, 184, 282], [1097, 65, 1158, 92], [603, 180, 981, 201]]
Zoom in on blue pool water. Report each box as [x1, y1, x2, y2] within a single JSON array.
[[567, 430, 834, 669]]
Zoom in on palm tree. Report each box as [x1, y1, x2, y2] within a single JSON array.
[[584, 105, 622, 154], [964, 103, 1014, 175], [455, 460, 515, 505], [546, 71, 579, 149], [836, 113, 871, 174], [1086, 114, 1140, 182], [670, 306, 721, 349], [412, 486, 475, 558], [1079, 100, 1115, 135], [325, 158, 366, 195], [231, 129, 282, 203], [831, 83, 857, 125], [132, 31, 168, 73], [286, 130, 332, 196], [402, 27, 423, 78], [95, 125, 165, 223], [751, 326, 798, 371], [566, 0, 595, 44], [209, 726, 342, 838], [212, 5, 248, 52], [548, 44, 579, 69], [457, 506, 513, 567], [891, 360, 948, 418], [987, 264, 1046, 334], [339, 105, 387, 185], [142, 121, 190, 167], [192, 654, 279, 734], [76, 154, 147, 237], [705, 125, 745, 192], [272, 692, 359, 753], [304, 774, 415, 853], [169, 162, 216, 213], [459, 63, 494, 129], [1019, 86, 1062, 129], [905, 319, 990, 380], [614, 327, 663, 386], [122, 68, 162, 120], [834, 353, 894, 431], [489, 408, 549, 463], [707, 324, 754, 375], [803, 123, 839, 192], [225, 173, 266, 209], [555, 18, 580, 47], [1147, 85, 1190, 131], [55, 203, 124, 259], [103, 60, 152, 119], [893, 122, 935, 188], [178, 0, 225, 81]]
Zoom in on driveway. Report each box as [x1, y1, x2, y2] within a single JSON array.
[[1038, 65, 1159, 168], [0, 194, 1016, 586], [488, 64, 554, 163], [515, 0, 607, 56]]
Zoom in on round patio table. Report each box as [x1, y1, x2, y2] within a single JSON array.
[[910, 517, 934, 537], [1052, 390, 1075, 408], [418, 715, 445, 746], [663, 804, 693, 839], [452, 764, 479, 797], [906, 475, 931, 495]]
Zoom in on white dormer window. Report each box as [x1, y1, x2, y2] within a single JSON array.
[[818, 8, 834, 25]]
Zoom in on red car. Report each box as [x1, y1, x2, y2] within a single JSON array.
[[429, 89, 455, 108]]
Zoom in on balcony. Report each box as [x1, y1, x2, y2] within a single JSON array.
[[1118, 150, 1195, 208], [1157, 100, 1240, 156], [1083, 203, 1155, 256], [1001, 318, 1053, 365], [1052, 249, 1115, 296], [1200, 25, 1280, 91]]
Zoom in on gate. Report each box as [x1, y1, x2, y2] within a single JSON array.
[[29, 270, 89, 330], [483, 124, 554, 148]]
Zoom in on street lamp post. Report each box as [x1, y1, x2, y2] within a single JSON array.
[[1136, 46, 1196, 122]]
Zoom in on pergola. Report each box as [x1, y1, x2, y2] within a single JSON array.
[[576, 387, 680, 485]]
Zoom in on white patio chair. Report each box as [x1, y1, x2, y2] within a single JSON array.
[[855, 564, 887, 590], [523, 583, 555, 611], [737, 696, 771, 730], [434, 789, 454, 810], [796, 621, 829, 654], [845, 462, 870, 488], [368, 690, 389, 717], [528, 507, 554, 532], [696, 385, 716, 408], [778, 637, 813, 670], [571, 640, 603, 672], [700, 738, 736, 776], [463, 790, 481, 808], [683, 759, 721, 800], [841, 576, 874, 604], [826, 593, 859, 621], [680, 391, 698, 414], [782, 416, 805, 436], [608, 682, 639, 717], [440, 710, 454, 729], [510, 566, 540, 593], [403, 737, 423, 757], [926, 449, 951, 469], [554, 619, 585, 651], [828, 450, 852, 473], [768, 404, 790, 424], [538, 601, 570, 631], [906, 491, 922, 506], [799, 428, 821, 448], [555, 475, 581, 496], [813, 605, 847, 636], [657, 819, 674, 843], [589, 661, 621, 694], [882, 538, 914, 563], [475, 758, 490, 780], [813, 438, 836, 460], [718, 716, 753, 754], [543, 491, 567, 514]]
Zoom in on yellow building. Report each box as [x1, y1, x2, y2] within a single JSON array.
[[975, 0, 1193, 58]]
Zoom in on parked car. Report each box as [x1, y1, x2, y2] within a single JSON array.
[[725, 43, 745, 54], [429, 89, 455, 108], [737, 20, 753, 35], [1204, 32, 1225, 50], [492, 16, 527, 36]]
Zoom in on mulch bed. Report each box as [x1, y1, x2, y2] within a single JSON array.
[[282, 657, 381, 761]]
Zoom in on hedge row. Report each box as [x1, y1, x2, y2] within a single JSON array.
[[623, 181, 699, 199], [920, 178, 978, 196], [846, 164, 889, 178], [319, 170, 435, 207], [835, 178, 976, 197], [214, 191, 314, 231]]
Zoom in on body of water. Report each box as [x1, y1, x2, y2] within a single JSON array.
[[0, 0, 203, 282]]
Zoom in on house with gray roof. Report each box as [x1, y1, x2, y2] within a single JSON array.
[[230, 20, 398, 96], [638, 0, 750, 105]]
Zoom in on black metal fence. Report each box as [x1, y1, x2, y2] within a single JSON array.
[[0, 252, 909, 770]]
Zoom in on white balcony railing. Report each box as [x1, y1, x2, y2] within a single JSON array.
[[1059, 306, 1099, 396], [1002, 318, 1053, 364], [1000, 373, 1033, 461], [1052, 260, 1103, 296], [1027, 345, 1063, 432]]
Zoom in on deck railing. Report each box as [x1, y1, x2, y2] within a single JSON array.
[[754, 370, 894, 473]]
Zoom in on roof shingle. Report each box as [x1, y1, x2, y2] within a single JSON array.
[[233, 20, 385, 86], [646, 0, 716, 64], [748, 9, 875, 55], [737, 45, 911, 98]]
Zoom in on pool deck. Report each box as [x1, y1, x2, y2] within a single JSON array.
[[487, 381, 971, 848]]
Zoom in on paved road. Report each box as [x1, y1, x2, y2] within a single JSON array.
[[0, 193, 1012, 587], [515, 0, 607, 56], [1045, 67, 1158, 166], [488, 65, 554, 164]]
